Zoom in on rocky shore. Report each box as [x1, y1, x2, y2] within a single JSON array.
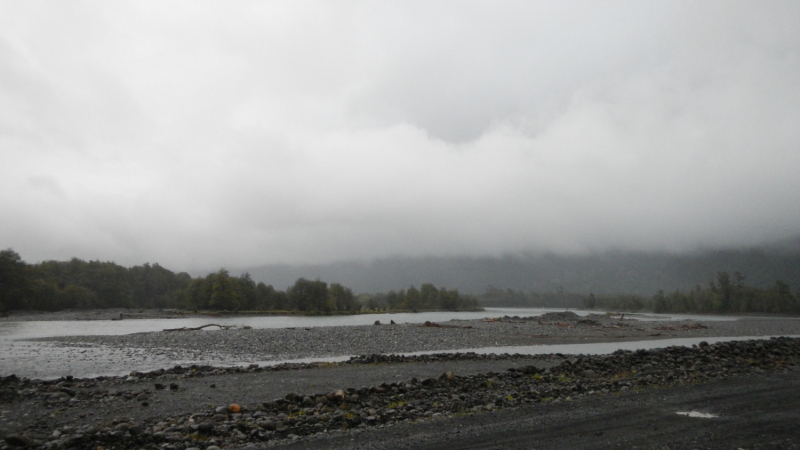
[[1, 337, 799, 449], [2, 313, 800, 449]]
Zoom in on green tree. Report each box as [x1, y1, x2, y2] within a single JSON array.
[[29, 279, 61, 311], [208, 269, 240, 310], [419, 283, 439, 309], [712, 272, 734, 312], [329, 283, 358, 312], [255, 282, 276, 310], [288, 278, 328, 312], [235, 273, 258, 310], [438, 287, 459, 310], [0, 249, 31, 311], [184, 277, 211, 310], [386, 290, 400, 310], [405, 285, 421, 311], [61, 285, 99, 309]]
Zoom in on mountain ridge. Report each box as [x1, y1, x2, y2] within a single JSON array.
[[233, 237, 800, 295]]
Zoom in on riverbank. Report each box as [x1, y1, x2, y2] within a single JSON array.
[[3, 313, 800, 381], [3, 313, 800, 449], [2, 336, 799, 449]]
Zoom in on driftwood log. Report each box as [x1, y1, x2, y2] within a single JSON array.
[[163, 324, 234, 332]]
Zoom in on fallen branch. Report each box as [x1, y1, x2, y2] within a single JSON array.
[[163, 324, 234, 332], [419, 321, 473, 329]]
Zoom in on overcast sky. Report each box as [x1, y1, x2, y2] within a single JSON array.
[[2, 1, 800, 271]]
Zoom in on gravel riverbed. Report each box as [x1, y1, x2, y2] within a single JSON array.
[[2, 313, 800, 449], [26, 313, 800, 365]]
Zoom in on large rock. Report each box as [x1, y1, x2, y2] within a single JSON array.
[[4, 435, 33, 447]]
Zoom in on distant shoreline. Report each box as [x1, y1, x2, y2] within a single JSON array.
[[0, 307, 486, 322]]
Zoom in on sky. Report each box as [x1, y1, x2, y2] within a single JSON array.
[[2, 1, 800, 272]]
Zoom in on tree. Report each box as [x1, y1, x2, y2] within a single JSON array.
[[255, 282, 276, 310], [329, 283, 358, 312], [209, 269, 240, 310], [584, 292, 597, 310], [386, 290, 400, 310], [365, 297, 379, 311], [235, 273, 258, 310], [184, 277, 211, 310], [712, 272, 734, 312], [405, 285, 421, 311], [0, 249, 31, 311], [288, 278, 328, 312], [61, 285, 99, 309], [439, 287, 459, 310], [419, 283, 439, 309]]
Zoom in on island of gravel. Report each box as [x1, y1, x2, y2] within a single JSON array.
[[2, 312, 800, 450], [22, 311, 800, 364]]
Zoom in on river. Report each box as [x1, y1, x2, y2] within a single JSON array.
[[0, 308, 768, 379]]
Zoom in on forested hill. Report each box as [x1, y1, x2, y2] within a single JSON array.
[[3, 237, 799, 312], [238, 238, 800, 296]]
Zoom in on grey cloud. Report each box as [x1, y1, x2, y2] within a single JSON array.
[[0, 1, 799, 272]]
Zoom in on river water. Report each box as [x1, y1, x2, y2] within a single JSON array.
[[0, 308, 738, 340], [0, 308, 763, 379]]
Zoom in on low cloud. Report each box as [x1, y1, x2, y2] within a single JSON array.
[[1, 1, 799, 271]]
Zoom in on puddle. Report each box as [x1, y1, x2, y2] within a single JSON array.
[[676, 411, 718, 418]]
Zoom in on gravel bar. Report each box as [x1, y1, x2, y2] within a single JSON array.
[[29, 313, 800, 365]]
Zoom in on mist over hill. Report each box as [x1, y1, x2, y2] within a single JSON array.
[[236, 237, 800, 296]]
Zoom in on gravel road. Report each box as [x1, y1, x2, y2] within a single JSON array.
[[283, 370, 800, 450]]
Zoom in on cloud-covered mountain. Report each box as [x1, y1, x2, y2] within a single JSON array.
[[236, 237, 800, 296]]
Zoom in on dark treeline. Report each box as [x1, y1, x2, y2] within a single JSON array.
[[479, 272, 800, 315], [651, 272, 800, 314], [362, 283, 481, 312], [182, 271, 361, 313], [478, 286, 585, 309], [583, 272, 800, 314], [0, 249, 191, 311], [0, 249, 477, 313]]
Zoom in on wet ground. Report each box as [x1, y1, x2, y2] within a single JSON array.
[[283, 370, 800, 450], [2, 313, 800, 449], [4, 314, 800, 379]]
